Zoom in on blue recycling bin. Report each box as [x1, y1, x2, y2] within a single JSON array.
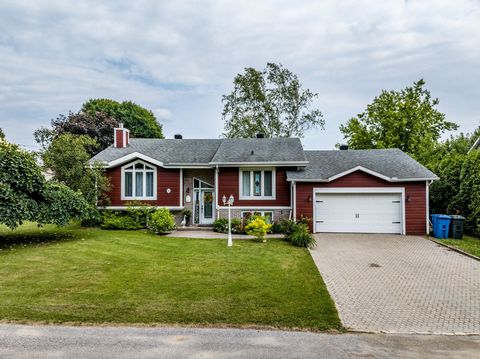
[[431, 214, 451, 239]]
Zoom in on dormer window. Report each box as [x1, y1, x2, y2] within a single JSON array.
[[239, 168, 275, 200], [121, 160, 157, 200]]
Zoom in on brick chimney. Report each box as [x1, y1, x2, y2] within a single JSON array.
[[114, 123, 129, 148]]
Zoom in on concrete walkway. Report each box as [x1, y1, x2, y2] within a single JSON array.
[[165, 230, 284, 239], [310, 234, 480, 334], [0, 324, 479, 359]]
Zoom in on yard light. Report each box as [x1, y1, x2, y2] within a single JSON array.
[[223, 194, 234, 247]]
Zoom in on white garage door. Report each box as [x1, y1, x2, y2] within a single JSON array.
[[314, 192, 403, 234]]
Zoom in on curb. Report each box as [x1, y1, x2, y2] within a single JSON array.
[[427, 237, 480, 262]]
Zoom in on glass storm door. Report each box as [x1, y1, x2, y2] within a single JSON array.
[[200, 190, 214, 224]]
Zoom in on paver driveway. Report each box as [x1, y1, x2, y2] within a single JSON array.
[[310, 234, 480, 334]]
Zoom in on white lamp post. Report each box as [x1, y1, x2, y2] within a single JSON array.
[[222, 194, 234, 247]]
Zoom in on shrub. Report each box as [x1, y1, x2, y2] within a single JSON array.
[[287, 223, 316, 248], [213, 217, 243, 233], [126, 201, 153, 228], [245, 216, 272, 242], [213, 218, 229, 233], [101, 211, 143, 230], [148, 208, 176, 234], [81, 208, 102, 227], [279, 219, 296, 236]]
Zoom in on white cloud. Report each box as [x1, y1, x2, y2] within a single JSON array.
[[0, 0, 479, 149]]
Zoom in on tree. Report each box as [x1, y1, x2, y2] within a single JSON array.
[[0, 141, 91, 229], [41, 133, 110, 206], [0, 128, 5, 140], [222, 63, 324, 138], [82, 99, 164, 139], [427, 128, 480, 236], [34, 99, 164, 154], [339, 80, 458, 160]]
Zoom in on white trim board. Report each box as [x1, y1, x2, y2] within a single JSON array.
[[312, 187, 406, 235], [218, 206, 291, 210], [286, 166, 438, 183], [101, 206, 184, 211]]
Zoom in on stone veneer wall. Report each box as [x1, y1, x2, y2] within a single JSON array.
[[216, 208, 291, 223]]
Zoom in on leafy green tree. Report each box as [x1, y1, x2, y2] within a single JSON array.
[[35, 99, 164, 154], [0, 141, 91, 229], [41, 133, 110, 206], [82, 99, 164, 139], [427, 128, 480, 235], [35, 111, 119, 154], [339, 80, 458, 160], [222, 63, 324, 138], [0, 128, 5, 140]]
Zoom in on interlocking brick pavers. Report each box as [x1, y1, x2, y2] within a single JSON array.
[[310, 234, 480, 334]]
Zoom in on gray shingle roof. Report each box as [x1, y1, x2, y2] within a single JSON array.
[[286, 149, 438, 181], [90, 139, 223, 165], [90, 137, 307, 166], [210, 138, 307, 164]]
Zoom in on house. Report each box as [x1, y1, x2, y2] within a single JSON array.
[[90, 125, 438, 235]]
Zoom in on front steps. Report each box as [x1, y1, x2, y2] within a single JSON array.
[[176, 225, 214, 232]]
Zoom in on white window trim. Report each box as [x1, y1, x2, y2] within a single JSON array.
[[241, 210, 274, 223], [121, 160, 157, 200], [239, 168, 276, 200]]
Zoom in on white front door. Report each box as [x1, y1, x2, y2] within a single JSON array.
[[315, 192, 403, 234], [200, 190, 214, 224]]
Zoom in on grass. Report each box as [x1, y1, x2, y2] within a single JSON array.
[[434, 235, 480, 258], [0, 223, 340, 331]]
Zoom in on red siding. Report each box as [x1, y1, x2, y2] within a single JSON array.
[[217, 167, 291, 207], [295, 171, 427, 235], [106, 165, 181, 207]]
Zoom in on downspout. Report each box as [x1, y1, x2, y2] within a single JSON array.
[[426, 180, 431, 235], [215, 165, 219, 218], [292, 181, 296, 222], [180, 168, 184, 208]]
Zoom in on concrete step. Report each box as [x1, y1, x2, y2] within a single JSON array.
[[177, 226, 214, 232]]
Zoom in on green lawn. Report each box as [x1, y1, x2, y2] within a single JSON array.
[[0, 223, 340, 331], [435, 235, 480, 258]]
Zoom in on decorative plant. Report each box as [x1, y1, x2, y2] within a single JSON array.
[[101, 211, 143, 230], [148, 208, 176, 234], [213, 218, 229, 233], [182, 209, 192, 226], [244, 216, 272, 242], [126, 201, 153, 228], [286, 223, 316, 248]]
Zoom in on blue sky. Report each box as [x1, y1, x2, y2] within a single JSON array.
[[0, 0, 479, 150]]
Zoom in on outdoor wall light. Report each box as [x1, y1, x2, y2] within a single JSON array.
[[406, 195, 412, 202], [166, 188, 172, 194], [307, 195, 312, 202], [186, 187, 190, 194]]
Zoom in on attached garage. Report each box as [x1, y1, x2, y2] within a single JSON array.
[[287, 149, 439, 236], [314, 189, 404, 234]]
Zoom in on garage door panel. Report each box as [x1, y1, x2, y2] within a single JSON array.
[[315, 193, 402, 234]]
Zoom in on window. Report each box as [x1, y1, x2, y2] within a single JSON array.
[[239, 169, 275, 199], [241, 211, 274, 224], [121, 160, 156, 200]]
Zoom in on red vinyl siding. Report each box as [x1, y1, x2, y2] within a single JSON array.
[[217, 167, 291, 207], [106, 164, 181, 207], [295, 171, 427, 235]]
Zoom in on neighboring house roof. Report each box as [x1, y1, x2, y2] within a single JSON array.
[[286, 149, 438, 182], [468, 136, 480, 153], [89, 137, 307, 167], [209, 138, 307, 165]]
